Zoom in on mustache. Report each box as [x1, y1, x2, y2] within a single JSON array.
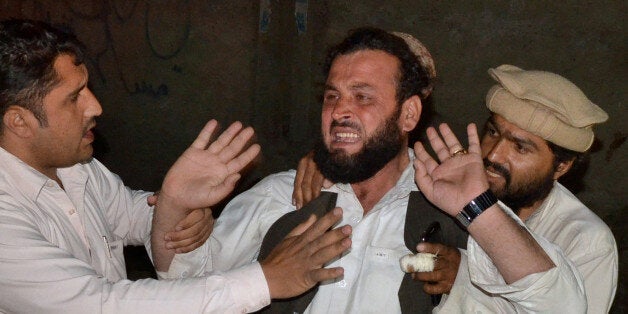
[[331, 120, 361, 130], [483, 158, 510, 180]]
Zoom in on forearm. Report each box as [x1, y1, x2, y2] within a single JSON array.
[[467, 204, 554, 283], [151, 196, 191, 271]]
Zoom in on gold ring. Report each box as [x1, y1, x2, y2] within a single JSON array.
[[451, 148, 468, 157]]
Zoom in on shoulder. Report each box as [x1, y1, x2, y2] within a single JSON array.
[[536, 184, 616, 258]]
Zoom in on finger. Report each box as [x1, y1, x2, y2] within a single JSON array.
[[225, 143, 261, 174], [207, 121, 244, 154], [205, 173, 242, 205], [413, 142, 439, 174], [217, 126, 255, 162], [417, 242, 443, 254], [175, 208, 206, 231], [294, 207, 343, 247], [426, 126, 450, 162], [307, 267, 345, 284], [292, 155, 309, 207], [467, 123, 481, 155], [191, 120, 219, 149], [438, 123, 464, 155], [303, 159, 324, 207], [413, 270, 441, 283], [423, 281, 450, 295], [286, 214, 317, 237], [308, 226, 352, 266], [322, 178, 333, 189], [413, 143, 435, 195], [147, 194, 158, 207]]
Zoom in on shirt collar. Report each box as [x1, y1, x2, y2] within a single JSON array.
[[0, 147, 88, 200]]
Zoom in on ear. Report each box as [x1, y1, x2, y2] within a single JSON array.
[[552, 159, 574, 180], [2, 106, 38, 138], [400, 95, 422, 132]]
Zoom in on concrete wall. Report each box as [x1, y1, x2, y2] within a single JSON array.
[[1, 1, 625, 311]]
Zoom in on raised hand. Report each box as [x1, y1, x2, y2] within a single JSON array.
[[159, 120, 260, 210], [261, 207, 352, 299], [292, 151, 332, 209], [413, 123, 489, 216], [152, 120, 260, 271]]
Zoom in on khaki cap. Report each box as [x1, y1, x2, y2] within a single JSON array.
[[486, 64, 608, 152]]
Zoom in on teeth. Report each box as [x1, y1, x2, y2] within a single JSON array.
[[336, 132, 358, 138], [485, 169, 501, 178]]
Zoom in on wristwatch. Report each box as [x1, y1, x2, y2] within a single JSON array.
[[456, 189, 498, 228]]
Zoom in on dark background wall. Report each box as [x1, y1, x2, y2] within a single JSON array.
[[1, 1, 625, 312]]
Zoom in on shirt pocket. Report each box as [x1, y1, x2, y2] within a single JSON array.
[[103, 239, 126, 282], [353, 245, 410, 312]]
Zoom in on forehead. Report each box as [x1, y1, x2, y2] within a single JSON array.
[[327, 49, 400, 86], [52, 54, 88, 89], [488, 114, 552, 148]]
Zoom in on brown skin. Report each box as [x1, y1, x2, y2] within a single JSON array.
[[321, 50, 421, 213], [0, 54, 102, 184]]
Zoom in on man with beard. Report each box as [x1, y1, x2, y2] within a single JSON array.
[[294, 64, 617, 313], [424, 65, 617, 313], [157, 28, 585, 313]]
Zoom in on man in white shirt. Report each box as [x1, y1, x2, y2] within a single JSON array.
[[0, 18, 351, 313], [421, 65, 618, 313], [158, 28, 585, 313], [295, 65, 617, 312]]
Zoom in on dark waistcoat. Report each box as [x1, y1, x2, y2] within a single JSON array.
[[257, 191, 467, 313]]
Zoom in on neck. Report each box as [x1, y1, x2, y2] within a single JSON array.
[[0, 138, 61, 186], [351, 148, 410, 214], [517, 198, 547, 221]]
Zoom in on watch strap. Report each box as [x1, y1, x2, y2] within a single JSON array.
[[456, 189, 498, 227]]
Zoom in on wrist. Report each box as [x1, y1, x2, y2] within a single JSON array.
[[455, 189, 498, 228]]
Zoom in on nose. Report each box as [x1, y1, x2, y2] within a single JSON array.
[[330, 96, 352, 121], [83, 88, 102, 118], [485, 139, 508, 164]]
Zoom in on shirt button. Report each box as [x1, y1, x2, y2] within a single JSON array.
[[68, 208, 76, 215], [45, 181, 55, 188], [337, 279, 347, 288]]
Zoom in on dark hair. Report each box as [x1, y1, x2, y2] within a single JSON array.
[[548, 140, 590, 193], [0, 19, 86, 128], [323, 27, 432, 105]]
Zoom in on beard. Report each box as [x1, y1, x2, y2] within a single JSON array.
[[313, 114, 404, 184], [483, 159, 555, 214]]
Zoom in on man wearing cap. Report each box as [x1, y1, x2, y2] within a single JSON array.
[[155, 28, 586, 313], [294, 64, 617, 312], [424, 65, 617, 313]]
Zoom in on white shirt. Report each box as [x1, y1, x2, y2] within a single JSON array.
[[437, 182, 617, 313], [167, 151, 589, 314], [0, 147, 270, 313], [526, 183, 617, 313], [436, 207, 586, 313], [165, 158, 420, 313]]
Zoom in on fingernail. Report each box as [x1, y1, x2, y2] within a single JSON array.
[[342, 225, 352, 235], [416, 243, 426, 252], [166, 243, 173, 249], [175, 227, 182, 231], [342, 238, 352, 247], [292, 198, 296, 206], [333, 207, 342, 216], [164, 236, 171, 241]]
